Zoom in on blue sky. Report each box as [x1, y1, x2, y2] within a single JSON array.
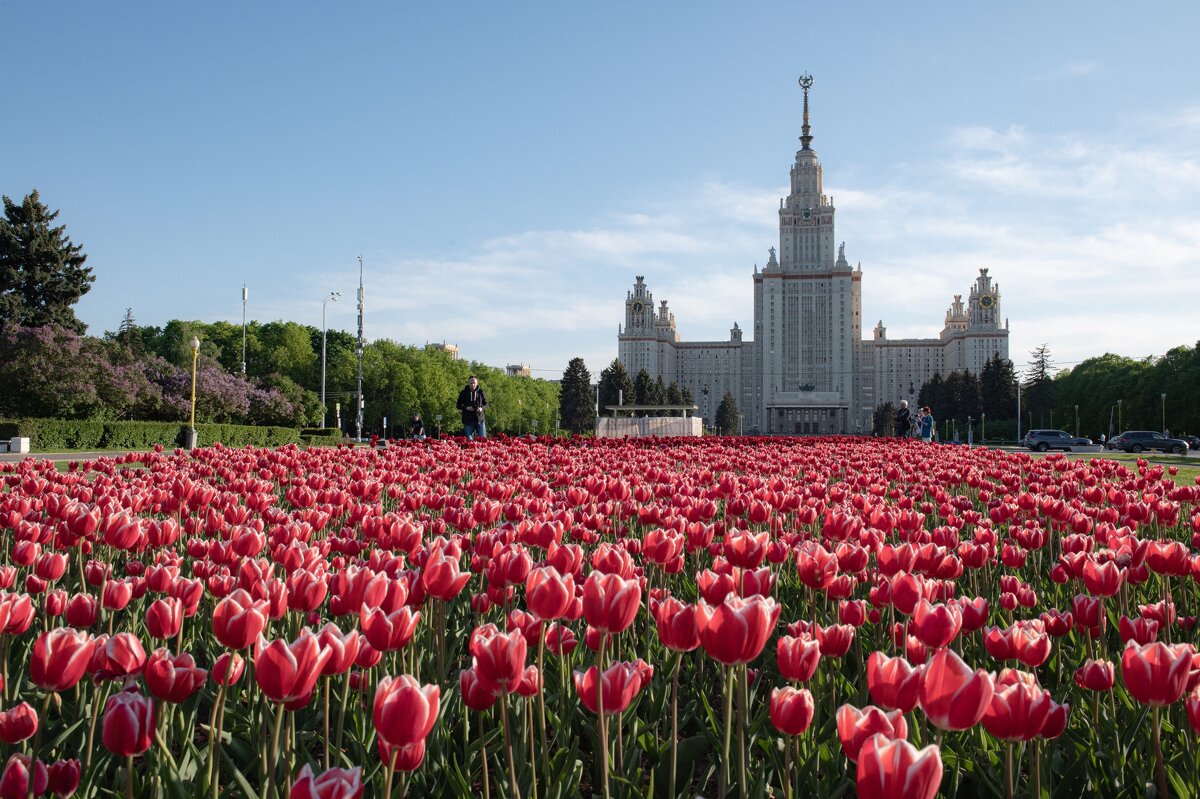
[[5, 2, 1200, 379]]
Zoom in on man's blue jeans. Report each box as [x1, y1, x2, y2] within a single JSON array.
[[464, 420, 487, 440]]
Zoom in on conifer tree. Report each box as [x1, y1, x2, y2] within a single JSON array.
[[558, 357, 593, 433]]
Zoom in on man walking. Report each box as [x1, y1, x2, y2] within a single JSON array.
[[457, 375, 489, 440]]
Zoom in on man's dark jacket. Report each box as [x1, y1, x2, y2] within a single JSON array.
[[456, 385, 488, 426]]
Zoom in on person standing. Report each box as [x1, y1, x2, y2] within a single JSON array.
[[457, 375, 489, 440], [409, 413, 426, 441], [920, 406, 935, 443], [894, 401, 912, 438]]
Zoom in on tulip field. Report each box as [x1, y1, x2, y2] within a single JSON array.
[[2, 436, 1200, 798]]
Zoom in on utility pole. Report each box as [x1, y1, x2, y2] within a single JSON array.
[[355, 255, 365, 442], [241, 285, 248, 376]]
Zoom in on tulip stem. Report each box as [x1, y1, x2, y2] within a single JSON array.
[[478, 710, 491, 799], [738, 664, 748, 799], [669, 652, 681, 799], [597, 636, 609, 799], [1032, 740, 1042, 799], [84, 682, 110, 772], [323, 677, 331, 770], [1004, 741, 1013, 799], [1153, 706, 1168, 799], [262, 702, 286, 799], [28, 692, 52, 799], [208, 683, 228, 799], [126, 754, 135, 799], [500, 692, 521, 799], [335, 668, 352, 759], [720, 666, 733, 799], [537, 636, 549, 793]]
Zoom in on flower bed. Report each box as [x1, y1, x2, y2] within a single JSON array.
[[0, 435, 1197, 798]]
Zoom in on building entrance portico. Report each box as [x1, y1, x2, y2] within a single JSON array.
[[767, 391, 848, 434]]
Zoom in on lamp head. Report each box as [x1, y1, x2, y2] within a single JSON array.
[[332, 291, 342, 301], [190, 336, 200, 352]]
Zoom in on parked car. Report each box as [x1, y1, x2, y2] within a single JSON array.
[[1107, 430, 1190, 454], [1182, 435, 1200, 451], [1022, 429, 1093, 452]]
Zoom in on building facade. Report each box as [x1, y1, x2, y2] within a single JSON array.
[[618, 76, 1009, 434]]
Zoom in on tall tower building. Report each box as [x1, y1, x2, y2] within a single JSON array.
[[618, 76, 1009, 434]]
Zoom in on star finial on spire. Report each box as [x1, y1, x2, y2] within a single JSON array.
[[799, 73, 814, 150]]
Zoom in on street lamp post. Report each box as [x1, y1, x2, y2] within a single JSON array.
[[981, 412, 986, 445], [320, 291, 341, 428], [1074, 404, 1079, 438], [241, 285, 248, 376], [1162, 393, 1167, 434], [1118, 399, 1123, 434], [186, 336, 200, 449]]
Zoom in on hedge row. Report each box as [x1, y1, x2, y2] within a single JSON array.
[[0, 418, 314, 451]]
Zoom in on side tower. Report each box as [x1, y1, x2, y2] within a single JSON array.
[[618, 276, 679, 381]]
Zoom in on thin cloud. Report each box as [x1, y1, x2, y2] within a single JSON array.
[[1030, 60, 1100, 81]]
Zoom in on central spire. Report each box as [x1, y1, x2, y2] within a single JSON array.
[[798, 73, 814, 150]]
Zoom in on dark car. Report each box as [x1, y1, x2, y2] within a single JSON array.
[[1022, 429, 1092, 452], [1182, 435, 1200, 451], [1108, 430, 1190, 454]]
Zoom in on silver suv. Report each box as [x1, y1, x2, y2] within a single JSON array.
[[1023, 429, 1092, 452]]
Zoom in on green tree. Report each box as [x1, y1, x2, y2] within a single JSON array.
[[715, 392, 739, 434], [559, 357, 594, 433], [633, 369, 654, 407], [980, 353, 1017, 421], [0, 191, 94, 333], [598, 359, 634, 413], [652, 376, 668, 406], [1024, 344, 1056, 427], [872, 402, 896, 436]]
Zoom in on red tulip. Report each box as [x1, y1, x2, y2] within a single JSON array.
[[92, 632, 147, 681], [581, 572, 641, 635], [1185, 690, 1200, 735], [867, 651, 921, 713], [855, 734, 943, 799], [144, 648, 208, 703], [814, 622, 856, 658], [145, 596, 183, 639], [724, 530, 768, 569], [776, 635, 820, 683], [285, 569, 329, 614], [1081, 558, 1124, 597], [47, 758, 81, 798], [359, 605, 420, 652], [0, 702, 37, 744], [574, 660, 653, 715], [372, 675, 440, 746], [289, 763, 363, 799], [652, 597, 700, 653], [1073, 658, 1115, 692], [0, 593, 35, 636], [63, 593, 98, 628], [769, 686, 815, 736], [422, 549, 471, 602], [213, 652, 246, 686], [30, 627, 94, 692], [377, 739, 426, 772], [102, 688, 155, 756], [545, 624, 578, 656], [255, 631, 333, 705], [316, 623, 361, 676], [101, 580, 133, 612], [0, 754, 47, 799], [469, 627, 527, 694], [918, 648, 995, 731], [1122, 641, 1194, 706], [696, 595, 780, 665], [836, 703, 907, 762], [910, 600, 962, 649], [981, 673, 1053, 741], [459, 668, 499, 711], [212, 589, 270, 650], [525, 566, 574, 622]]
